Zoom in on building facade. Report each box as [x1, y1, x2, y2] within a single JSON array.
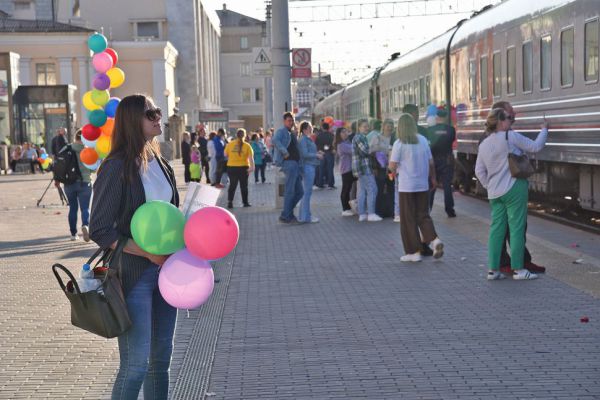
[[217, 5, 265, 132]]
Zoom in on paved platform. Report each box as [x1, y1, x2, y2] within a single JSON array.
[[0, 164, 599, 399]]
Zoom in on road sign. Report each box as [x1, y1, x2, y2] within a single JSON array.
[[292, 48, 311, 79], [198, 110, 229, 122], [252, 47, 272, 76]]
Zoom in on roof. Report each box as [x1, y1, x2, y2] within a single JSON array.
[[0, 17, 94, 33], [216, 6, 263, 28]]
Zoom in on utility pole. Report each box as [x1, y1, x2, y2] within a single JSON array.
[[263, 2, 274, 129], [271, 0, 292, 124]]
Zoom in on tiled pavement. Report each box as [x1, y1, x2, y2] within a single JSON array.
[[1, 164, 599, 399]]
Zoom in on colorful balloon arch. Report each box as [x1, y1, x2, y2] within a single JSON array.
[[81, 32, 126, 170]]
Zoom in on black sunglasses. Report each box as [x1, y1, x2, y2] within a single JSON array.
[[145, 107, 162, 121]]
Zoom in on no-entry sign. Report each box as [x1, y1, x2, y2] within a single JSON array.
[[292, 48, 312, 79]]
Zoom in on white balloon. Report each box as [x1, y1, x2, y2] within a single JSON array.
[[82, 137, 97, 148], [83, 159, 102, 171]]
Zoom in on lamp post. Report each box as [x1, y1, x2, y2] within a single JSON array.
[[163, 88, 171, 116]]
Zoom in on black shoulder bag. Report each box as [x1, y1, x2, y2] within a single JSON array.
[[506, 130, 535, 179], [52, 237, 131, 338]]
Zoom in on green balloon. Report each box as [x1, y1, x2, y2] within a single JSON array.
[[91, 89, 109, 107], [88, 109, 107, 127], [131, 201, 186, 255], [88, 33, 107, 54]]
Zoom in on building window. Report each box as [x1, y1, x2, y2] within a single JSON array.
[[255, 88, 262, 102], [242, 88, 252, 103], [480, 56, 488, 99], [136, 21, 160, 39], [36, 63, 56, 85], [561, 27, 574, 87], [13, 0, 35, 19], [240, 37, 248, 50], [585, 19, 599, 82], [522, 42, 533, 93], [72, 0, 80, 17], [240, 62, 251, 76], [468, 59, 477, 101], [507, 47, 516, 95], [493, 52, 501, 97], [541, 35, 552, 90]]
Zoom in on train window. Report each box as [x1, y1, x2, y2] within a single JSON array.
[[414, 80, 420, 106], [561, 27, 574, 87], [480, 56, 488, 99], [522, 42, 533, 93], [493, 52, 501, 97], [396, 86, 402, 110], [403, 84, 408, 105], [507, 47, 516, 95], [425, 75, 431, 104], [419, 78, 425, 107], [541, 35, 552, 90], [469, 59, 477, 101], [585, 19, 599, 82]]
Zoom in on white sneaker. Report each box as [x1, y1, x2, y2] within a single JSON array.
[[393, 216, 400, 222], [70, 234, 80, 241], [431, 237, 444, 259], [310, 216, 320, 223], [358, 214, 367, 222], [513, 269, 538, 280], [367, 214, 382, 222], [401, 253, 422, 262], [487, 270, 506, 280], [81, 225, 90, 242], [341, 210, 354, 217], [349, 200, 358, 213]]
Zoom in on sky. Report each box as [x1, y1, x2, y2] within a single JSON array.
[[206, 0, 502, 84]]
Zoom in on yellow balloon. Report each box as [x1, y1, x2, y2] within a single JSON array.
[[107, 67, 125, 88], [83, 91, 101, 111], [96, 135, 112, 155]]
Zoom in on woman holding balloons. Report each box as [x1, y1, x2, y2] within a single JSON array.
[[90, 94, 180, 400]]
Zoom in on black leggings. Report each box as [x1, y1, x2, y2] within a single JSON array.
[[340, 171, 356, 211], [227, 166, 249, 204], [254, 163, 266, 183]]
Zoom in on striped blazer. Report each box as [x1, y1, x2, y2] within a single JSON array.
[[89, 154, 179, 296]]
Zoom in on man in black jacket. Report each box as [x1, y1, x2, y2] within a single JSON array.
[[426, 109, 456, 218], [181, 132, 192, 183], [315, 122, 335, 188], [195, 124, 211, 184], [51, 127, 67, 156]]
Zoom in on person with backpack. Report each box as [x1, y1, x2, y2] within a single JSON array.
[[54, 129, 91, 241]]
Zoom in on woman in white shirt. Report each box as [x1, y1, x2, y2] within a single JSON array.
[[475, 108, 548, 281], [389, 114, 443, 262]]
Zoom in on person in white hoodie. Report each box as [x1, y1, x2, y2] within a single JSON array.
[[475, 108, 548, 281]]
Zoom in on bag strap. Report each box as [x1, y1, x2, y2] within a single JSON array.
[[52, 263, 82, 295]]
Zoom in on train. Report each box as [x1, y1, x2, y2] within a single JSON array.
[[313, 0, 600, 213]]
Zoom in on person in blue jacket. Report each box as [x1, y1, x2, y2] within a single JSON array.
[[298, 121, 323, 223]]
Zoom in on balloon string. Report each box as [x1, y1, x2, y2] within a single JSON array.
[[187, 309, 190, 318]]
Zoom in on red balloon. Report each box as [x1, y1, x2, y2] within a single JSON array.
[[104, 48, 118, 66], [82, 123, 101, 141]]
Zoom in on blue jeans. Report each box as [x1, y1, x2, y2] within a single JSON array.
[[63, 181, 92, 236], [357, 174, 377, 215], [317, 152, 335, 187], [299, 164, 315, 222], [112, 265, 177, 400], [429, 156, 455, 215], [281, 160, 304, 221]]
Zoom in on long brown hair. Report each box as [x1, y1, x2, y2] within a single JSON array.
[[236, 129, 246, 155], [103, 94, 161, 182], [397, 113, 418, 144]]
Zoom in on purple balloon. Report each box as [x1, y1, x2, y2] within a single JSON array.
[[92, 73, 110, 90], [158, 249, 214, 309]]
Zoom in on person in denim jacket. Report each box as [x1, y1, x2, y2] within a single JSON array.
[[298, 121, 323, 223], [272, 112, 304, 223]]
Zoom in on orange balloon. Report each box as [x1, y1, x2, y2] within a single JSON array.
[[324, 116, 334, 126], [101, 118, 114, 136], [80, 147, 99, 165]]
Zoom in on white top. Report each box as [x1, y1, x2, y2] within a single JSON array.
[[475, 128, 547, 199], [390, 134, 432, 193], [207, 140, 216, 158], [141, 158, 173, 202]]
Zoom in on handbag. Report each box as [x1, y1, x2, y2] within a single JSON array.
[[52, 237, 132, 338], [506, 130, 534, 179]]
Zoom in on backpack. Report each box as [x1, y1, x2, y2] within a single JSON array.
[[53, 145, 82, 184]]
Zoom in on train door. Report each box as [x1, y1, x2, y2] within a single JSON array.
[[369, 88, 375, 119], [376, 86, 381, 120]]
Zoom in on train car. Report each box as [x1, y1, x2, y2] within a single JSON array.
[[450, 0, 600, 212], [313, 88, 344, 124], [312, 0, 600, 212]]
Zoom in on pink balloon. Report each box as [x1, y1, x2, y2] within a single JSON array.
[[184, 206, 239, 261], [92, 52, 113, 73], [158, 249, 214, 309]]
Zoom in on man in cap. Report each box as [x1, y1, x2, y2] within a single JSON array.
[[426, 108, 456, 218]]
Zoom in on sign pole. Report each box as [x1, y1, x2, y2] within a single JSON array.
[[271, 0, 292, 123]]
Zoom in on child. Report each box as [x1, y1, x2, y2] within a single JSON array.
[[190, 145, 202, 183]]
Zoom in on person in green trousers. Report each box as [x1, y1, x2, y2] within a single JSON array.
[[475, 108, 548, 280]]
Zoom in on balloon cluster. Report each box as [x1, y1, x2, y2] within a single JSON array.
[[38, 152, 52, 170], [130, 202, 240, 309], [80, 32, 126, 171]]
